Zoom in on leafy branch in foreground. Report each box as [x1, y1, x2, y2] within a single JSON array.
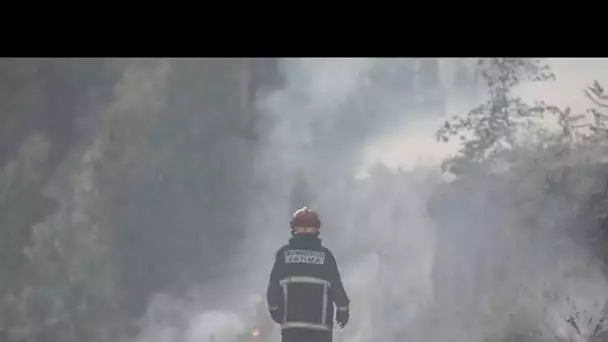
[[585, 80, 608, 138], [436, 58, 555, 171], [537, 80, 608, 146]]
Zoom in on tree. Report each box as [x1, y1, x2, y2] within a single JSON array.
[[0, 58, 268, 341], [429, 58, 608, 342], [436, 58, 555, 174]]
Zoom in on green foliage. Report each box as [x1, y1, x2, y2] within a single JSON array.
[[0, 133, 52, 293], [428, 55, 608, 341], [436, 58, 555, 173], [0, 58, 260, 341], [585, 81, 608, 139], [91, 59, 258, 319]]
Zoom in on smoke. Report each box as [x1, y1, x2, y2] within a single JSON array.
[[158, 59, 449, 341], [236, 58, 608, 342], [129, 58, 444, 342], [14, 58, 607, 342]]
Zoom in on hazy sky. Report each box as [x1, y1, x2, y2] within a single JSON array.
[[362, 58, 608, 172]]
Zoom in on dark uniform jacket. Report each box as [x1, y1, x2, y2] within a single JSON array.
[[266, 234, 350, 332]]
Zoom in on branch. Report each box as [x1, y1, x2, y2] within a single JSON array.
[[589, 80, 608, 100], [585, 89, 608, 109], [592, 312, 608, 336], [591, 109, 608, 121]]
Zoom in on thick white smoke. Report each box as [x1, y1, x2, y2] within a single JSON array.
[[242, 58, 452, 342], [133, 58, 608, 342]]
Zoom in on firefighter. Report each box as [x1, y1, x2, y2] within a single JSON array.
[[266, 206, 350, 342]]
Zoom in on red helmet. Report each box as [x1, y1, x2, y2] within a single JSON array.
[[290, 206, 321, 229]]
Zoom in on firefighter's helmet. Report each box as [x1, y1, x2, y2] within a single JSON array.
[[290, 206, 321, 229]]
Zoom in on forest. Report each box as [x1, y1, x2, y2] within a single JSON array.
[[0, 58, 607, 342]]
